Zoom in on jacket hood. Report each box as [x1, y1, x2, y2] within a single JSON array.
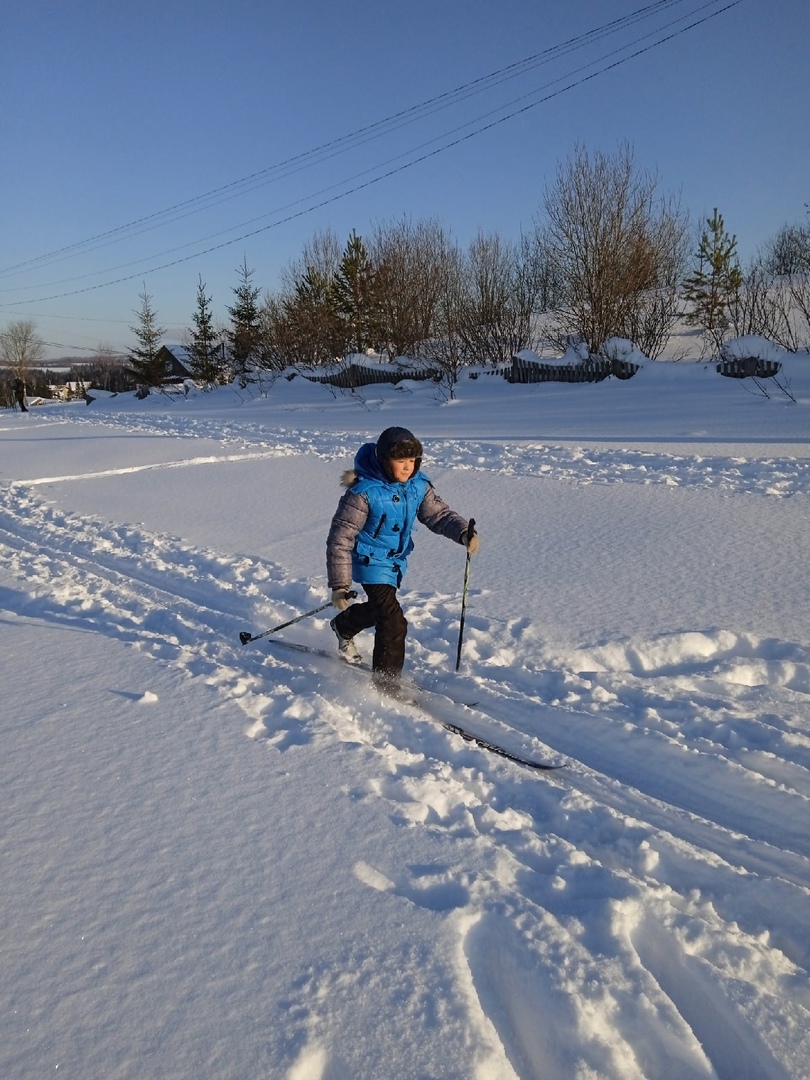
[[353, 441, 390, 483]]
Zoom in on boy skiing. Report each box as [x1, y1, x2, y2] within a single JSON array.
[[326, 426, 479, 696]]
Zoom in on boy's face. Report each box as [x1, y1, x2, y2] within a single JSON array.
[[388, 457, 416, 482]]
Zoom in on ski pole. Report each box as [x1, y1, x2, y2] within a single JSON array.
[[239, 591, 357, 646], [455, 518, 475, 671]]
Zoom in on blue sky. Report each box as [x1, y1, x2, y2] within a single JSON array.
[[1, 0, 808, 360]]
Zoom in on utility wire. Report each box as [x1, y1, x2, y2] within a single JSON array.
[[1, 0, 741, 309], [0, 0, 698, 280], [2, 0, 721, 295]]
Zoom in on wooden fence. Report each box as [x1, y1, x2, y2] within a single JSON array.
[[716, 357, 782, 379], [293, 352, 786, 389], [506, 355, 641, 384], [300, 360, 440, 389]]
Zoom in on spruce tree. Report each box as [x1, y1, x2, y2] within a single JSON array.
[[227, 257, 262, 381], [128, 288, 166, 390], [285, 266, 346, 364], [188, 276, 223, 385], [682, 208, 744, 344], [333, 231, 381, 354]]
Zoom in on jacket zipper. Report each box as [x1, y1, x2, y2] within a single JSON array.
[[372, 513, 387, 539]]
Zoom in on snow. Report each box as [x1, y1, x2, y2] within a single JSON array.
[[1, 353, 809, 1079], [720, 335, 790, 363]]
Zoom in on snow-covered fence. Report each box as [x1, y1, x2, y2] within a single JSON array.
[[715, 336, 787, 380], [298, 354, 441, 389], [716, 356, 782, 379], [507, 353, 641, 384]]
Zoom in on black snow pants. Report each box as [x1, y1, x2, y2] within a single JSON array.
[[333, 583, 407, 679]]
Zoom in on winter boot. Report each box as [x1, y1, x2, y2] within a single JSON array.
[[330, 617, 362, 665]]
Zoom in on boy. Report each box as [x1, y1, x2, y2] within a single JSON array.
[[326, 426, 478, 696]]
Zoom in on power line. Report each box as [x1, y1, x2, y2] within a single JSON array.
[[0, 0, 695, 280], [41, 341, 111, 354], [0, 309, 130, 324], [0, 0, 741, 310], [2, 0, 725, 298]]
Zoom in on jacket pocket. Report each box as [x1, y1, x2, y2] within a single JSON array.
[[354, 537, 384, 565]]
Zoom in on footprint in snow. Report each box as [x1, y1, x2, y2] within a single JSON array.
[[353, 860, 470, 912]]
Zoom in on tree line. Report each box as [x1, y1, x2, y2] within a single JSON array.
[[4, 143, 810, 400], [0, 321, 136, 406], [172, 144, 810, 389]]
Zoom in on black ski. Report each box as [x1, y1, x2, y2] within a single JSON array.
[[255, 636, 565, 773], [438, 720, 565, 772]]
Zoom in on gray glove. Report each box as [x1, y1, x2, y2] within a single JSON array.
[[331, 588, 353, 611]]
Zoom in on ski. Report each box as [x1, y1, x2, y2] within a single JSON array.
[[254, 635, 566, 773], [437, 720, 565, 772]]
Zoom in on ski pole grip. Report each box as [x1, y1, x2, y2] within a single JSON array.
[[466, 518, 476, 546]]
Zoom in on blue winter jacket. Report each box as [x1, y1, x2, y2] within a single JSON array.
[[349, 441, 430, 586], [327, 440, 469, 590]]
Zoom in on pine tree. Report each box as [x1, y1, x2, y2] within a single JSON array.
[[285, 266, 346, 364], [128, 288, 166, 390], [682, 208, 744, 344], [227, 257, 262, 381], [332, 231, 381, 354], [188, 276, 223, 385]]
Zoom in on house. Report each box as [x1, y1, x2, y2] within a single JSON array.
[[155, 345, 194, 381]]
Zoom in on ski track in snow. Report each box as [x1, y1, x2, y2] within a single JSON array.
[[2, 409, 809, 1078], [29, 408, 810, 498]]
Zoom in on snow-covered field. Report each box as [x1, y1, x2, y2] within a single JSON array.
[[2, 354, 809, 1079]]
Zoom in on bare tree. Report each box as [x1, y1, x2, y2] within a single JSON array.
[[60, 344, 127, 396], [369, 217, 447, 358], [462, 231, 514, 364], [786, 272, 810, 351], [415, 230, 549, 393], [0, 319, 45, 410], [67, 342, 129, 393], [726, 262, 797, 350], [539, 142, 689, 356], [762, 223, 810, 277], [621, 209, 689, 359], [0, 318, 45, 380], [453, 231, 544, 365], [280, 229, 343, 296], [92, 342, 122, 386], [424, 236, 468, 394]]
